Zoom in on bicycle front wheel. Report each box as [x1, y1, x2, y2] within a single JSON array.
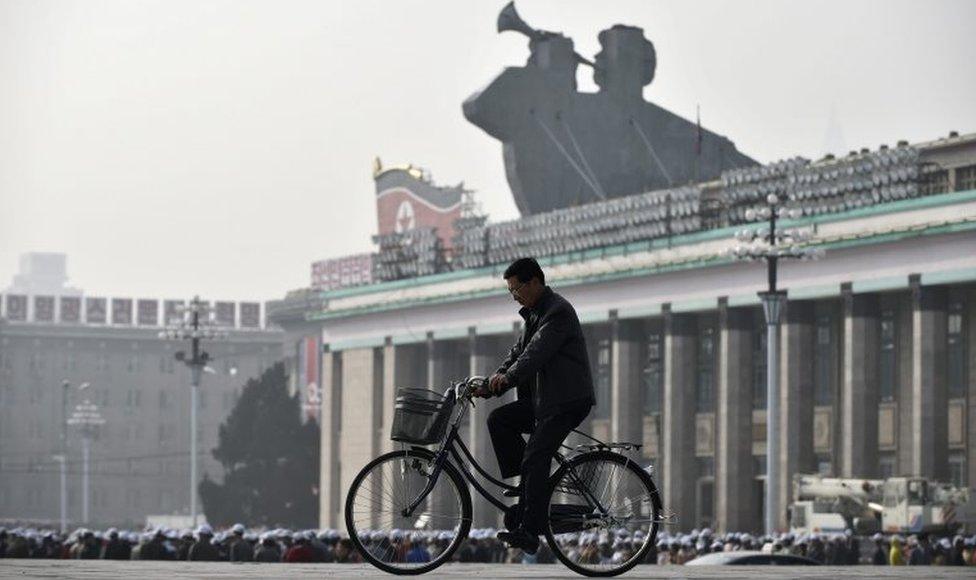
[[544, 450, 662, 577], [344, 448, 472, 575]]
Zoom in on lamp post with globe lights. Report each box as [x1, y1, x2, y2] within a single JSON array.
[[727, 193, 824, 535], [56, 379, 90, 533], [67, 387, 104, 525], [158, 296, 227, 527]]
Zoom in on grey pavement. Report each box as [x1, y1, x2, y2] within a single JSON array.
[[2, 562, 975, 580]]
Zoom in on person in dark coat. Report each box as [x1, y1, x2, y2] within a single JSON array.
[[76, 531, 100, 559], [871, 533, 888, 565], [226, 524, 254, 562], [100, 529, 130, 560], [254, 535, 282, 562], [187, 525, 221, 561], [950, 535, 967, 566], [477, 258, 595, 556], [136, 530, 169, 560]]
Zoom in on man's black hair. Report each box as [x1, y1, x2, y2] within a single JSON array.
[[503, 257, 545, 285]]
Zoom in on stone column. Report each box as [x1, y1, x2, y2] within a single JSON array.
[[468, 330, 506, 528], [662, 305, 697, 532], [380, 338, 396, 455], [779, 300, 815, 527], [840, 286, 880, 478], [319, 347, 342, 528], [896, 293, 915, 475], [911, 275, 949, 479], [610, 313, 644, 445], [338, 347, 382, 526], [966, 286, 976, 488], [715, 299, 754, 533]]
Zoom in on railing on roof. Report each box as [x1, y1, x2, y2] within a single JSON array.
[[372, 143, 955, 282]]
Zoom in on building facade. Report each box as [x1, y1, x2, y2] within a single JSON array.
[[269, 133, 976, 533], [0, 299, 283, 528]]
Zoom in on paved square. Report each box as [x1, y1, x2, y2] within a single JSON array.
[[2, 561, 976, 579]]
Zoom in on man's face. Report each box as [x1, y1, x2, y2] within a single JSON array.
[[506, 276, 542, 308]]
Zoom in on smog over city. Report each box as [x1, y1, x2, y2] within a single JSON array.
[[1, 0, 975, 576]]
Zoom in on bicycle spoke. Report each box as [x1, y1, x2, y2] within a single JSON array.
[[547, 455, 660, 576], [347, 450, 469, 572]]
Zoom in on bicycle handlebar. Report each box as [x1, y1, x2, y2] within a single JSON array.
[[453, 375, 489, 401]]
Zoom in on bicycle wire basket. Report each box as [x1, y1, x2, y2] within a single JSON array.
[[390, 387, 456, 445]]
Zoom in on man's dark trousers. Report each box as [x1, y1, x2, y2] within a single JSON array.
[[488, 398, 591, 535]]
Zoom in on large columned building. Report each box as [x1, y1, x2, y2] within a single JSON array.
[[269, 133, 976, 533]]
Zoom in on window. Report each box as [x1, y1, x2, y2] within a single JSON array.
[[696, 326, 715, 412], [920, 167, 949, 196], [879, 310, 897, 401], [127, 355, 140, 373], [96, 353, 109, 372], [642, 333, 662, 414], [949, 454, 966, 488], [159, 390, 171, 410], [956, 165, 976, 192], [814, 315, 834, 405], [696, 457, 715, 528], [159, 355, 174, 374], [594, 338, 611, 418], [753, 314, 767, 409], [948, 302, 966, 399], [158, 423, 174, 443], [879, 454, 896, 479], [28, 418, 44, 439]]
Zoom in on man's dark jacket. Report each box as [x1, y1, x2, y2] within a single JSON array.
[[496, 286, 595, 416]]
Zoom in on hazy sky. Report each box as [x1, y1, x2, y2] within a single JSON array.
[[1, 0, 974, 302]]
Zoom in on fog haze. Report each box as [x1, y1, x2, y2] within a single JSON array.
[[1, 0, 973, 300]]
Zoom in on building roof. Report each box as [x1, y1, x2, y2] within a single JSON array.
[[268, 187, 976, 329]]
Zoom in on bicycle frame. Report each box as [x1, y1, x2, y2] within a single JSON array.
[[400, 380, 619, 521]]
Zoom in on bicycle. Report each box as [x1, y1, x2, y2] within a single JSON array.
[[344, 376, 668, 576]]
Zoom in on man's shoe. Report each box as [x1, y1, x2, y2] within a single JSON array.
[[502, 487, 522, 498], [496, 528, 539, 555]]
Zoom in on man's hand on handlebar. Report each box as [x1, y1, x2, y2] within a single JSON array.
[[488, 373, 509, 396]]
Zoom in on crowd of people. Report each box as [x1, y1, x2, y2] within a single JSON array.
[[2, 524, 976, 566]]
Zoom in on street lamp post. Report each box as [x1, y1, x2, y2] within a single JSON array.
[[67, 393, 104, 525], [59, 379, 69, 534], [57, 379, 91, 532], [159, 296, 226, 528], [728, 193, 823, 534]]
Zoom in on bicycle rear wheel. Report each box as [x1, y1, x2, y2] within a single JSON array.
[[544, 450, 662, 577], [344, 448, 472, 575]]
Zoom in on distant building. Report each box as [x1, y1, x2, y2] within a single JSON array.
[[311, 254, 373, 291], [0, 262, 283, 527], [269, 132, 976, 533], [5, 253, 82, 297]]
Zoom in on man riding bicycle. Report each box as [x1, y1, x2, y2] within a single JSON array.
[[474, 257, 595, 555]]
